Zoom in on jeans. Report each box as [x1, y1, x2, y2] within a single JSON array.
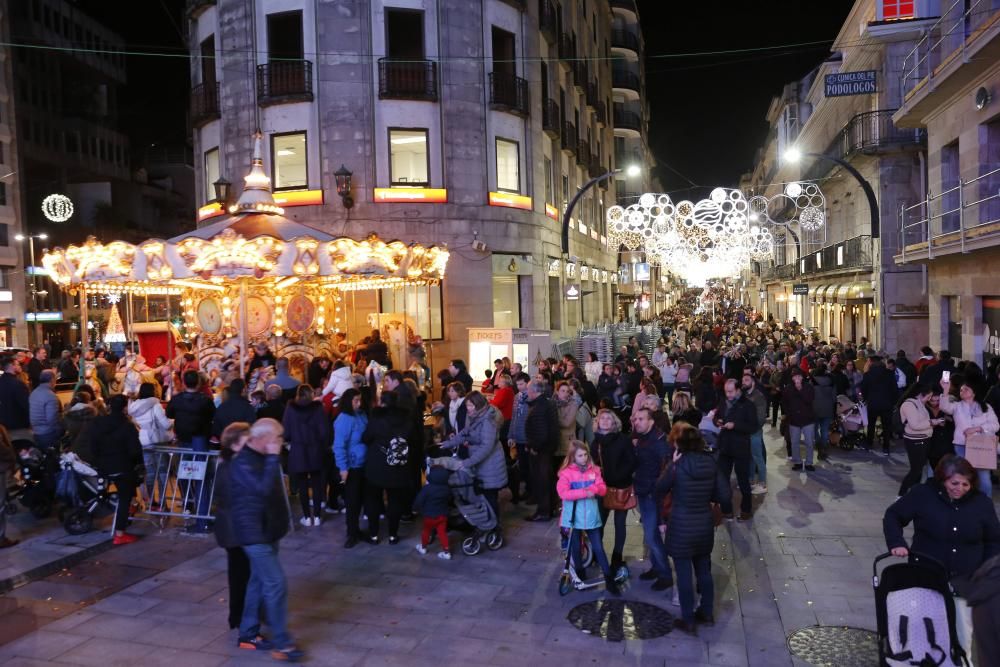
[[182, 435, 211, 531], [343, 468, 364, 540], [789, 424, 816, 465], [637, 493, 671, 580], [867, 409, 892, 453], [749, 429, 766, 485], [141, 446, 169, 504], [529, 450, 554, 518], [718, 452, 753, 515], [815, 417, 832, 448], [569, 527, 611, 576], [770, 396, 781, 427], [663, 384, 676, 406], [240, 543, 292, 647], [955, 444, 993, 498], [899, 437, 929, 497], [515, 442, 532, 499], [673, 554, 714, 622], [364, 485, 407, 539], [226, 546, 251, 629], [33, 429, 63, 451], [598, 505, 628, 558]]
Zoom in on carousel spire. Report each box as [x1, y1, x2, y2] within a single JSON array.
[[229, 130, 284, 216]]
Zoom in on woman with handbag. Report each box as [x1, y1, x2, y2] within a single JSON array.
[[84, 394, 144, 545], [939, 378, 1000, 497], [592, 409, 637, 572], [128, 382, 173, 508]]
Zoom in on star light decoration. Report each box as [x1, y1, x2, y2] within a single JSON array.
[[606, 184, 826, 281]]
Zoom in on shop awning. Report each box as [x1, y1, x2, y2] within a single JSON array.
[[834, 282, 873, 303], [822, 284, 838, 302]]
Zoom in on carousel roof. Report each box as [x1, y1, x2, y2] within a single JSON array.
[[170, 213, 337, 243]]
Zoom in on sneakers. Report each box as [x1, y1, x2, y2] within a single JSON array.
[[238, 635, 274, 651], [651, 578, 673, 591], [737, 512, 752, 522], [271, 646, 305, 662], [751, 484, 768, 495], [311, 517, 321, 527], [388, 536, 399, 545], [791, 463, 803, 471], [0, 537, 20, 549], [639, 569, 658, 581], [437, 551, 452, 560], [344, 536, 359, 549], [112, 533, 139, 546], [804, 465, 816, 472], [299, 517, 312, 527], [415, 544, 428, 555], [694, 609, 715, 625]]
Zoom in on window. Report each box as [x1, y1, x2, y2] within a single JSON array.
[[389, 128, 429, 186], [385, 9, 425, 59], [200, 35, 216, 85], [204, 147, 220, 203], [0, 184, 6, 206], [493, 276, 520, 328], [491, 27, 516, 77], [548, 276, 562, 330], [0, 142, 5, 164], [496, 138, 520, 193], [882, 0, 915, 20], [267, 11, 304, 61], [271, 132, 307, 191], [379, 283, 443, 339], [941, 140, 960, 232], [0, 224, 8, 246], [544, 157, 554, 204]]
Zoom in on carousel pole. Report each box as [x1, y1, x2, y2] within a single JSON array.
[[78, 287, 89, 384], [239, 279, 248, 379]]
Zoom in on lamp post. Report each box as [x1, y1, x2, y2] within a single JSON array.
[[561, 164, 640, 257], [783, 147, 879, 239], [16, 232, 48, 347]]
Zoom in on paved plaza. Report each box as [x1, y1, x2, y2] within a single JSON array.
[[0, 428, 916, 666]]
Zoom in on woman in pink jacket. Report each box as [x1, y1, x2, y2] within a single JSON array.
[[557, 440, 620, 595]]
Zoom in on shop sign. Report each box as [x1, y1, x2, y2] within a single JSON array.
[[469, 328, 513, 344], [197, 201, 225, 222], [545, 203, 559, 220], [374, 188, 448, 203], [887, 303, 929, 319], [565, 284, 580, 301], [0, 290, 11, 302], [273, 189, 324, 207], [792, 284, 809, 295], [824, 70, 877, 97], [25, 312, 63, 322], [489, 191, 533, 210], [547, 259, 561, 276], [634, 262, 651, 282]]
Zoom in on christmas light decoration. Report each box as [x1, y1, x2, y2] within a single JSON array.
[[42, 194, 74, 222]]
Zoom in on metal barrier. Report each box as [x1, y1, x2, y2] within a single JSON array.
[[140, 445, 220, 522]]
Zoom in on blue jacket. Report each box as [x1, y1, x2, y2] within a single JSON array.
[[29, 384, 62, 437], [508, 391, 529, 443], [333, 411, 368, 470], [633, 427, 670, 496], [228, 446, 289, 546], [412, 466, 452, 518]]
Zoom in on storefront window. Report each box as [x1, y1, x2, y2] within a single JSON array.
[[378, 283, 442, 340], [271, 132, 307, 190], [492, 275, 520, 329]]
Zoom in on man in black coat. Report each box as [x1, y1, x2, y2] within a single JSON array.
[[860, 356, 899, 455], [212, 379, 257, 439], [524, 379, 559, 521], [715, 379, 758, 520], [365, 330, 390, 367], [0, 356, 30, 438], [166, 370, 216, 532], [26, 346, 51, 390]]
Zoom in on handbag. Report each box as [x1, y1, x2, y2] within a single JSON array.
[[603, 485, 636, 511], [964, 433, 999, 470]]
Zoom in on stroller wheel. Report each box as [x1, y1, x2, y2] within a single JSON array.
[[63, 507, 93, 535], [558, 572, 573, 596], [30, 500, 52, 519], [486, 531, 504, 551], [461, 536, 482, 556]]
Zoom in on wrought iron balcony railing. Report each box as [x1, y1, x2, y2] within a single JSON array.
[[612, 66, 640, 92], [489, 72, 530, 116], [256, 60, 313, 104], [561, 121, 577, 155], [378, 58, 438, 101], [611, 27, 640, 52], [191, 82, 220, 126], [542, 99, 561, 138], [539, 0, 557, 42]]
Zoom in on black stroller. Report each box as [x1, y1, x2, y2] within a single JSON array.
[[10, 441, 60, 519], [429, 458, 503, 556], [873, 552, 970, 666], [57, 452, 120, 535]]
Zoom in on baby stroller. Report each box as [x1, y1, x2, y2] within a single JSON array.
[[57, 452, 120, 535], [834, 395, 865, 451], [873, 552, 969, 666], [438, 461, 502, 556], [11, 441, 60, 519]]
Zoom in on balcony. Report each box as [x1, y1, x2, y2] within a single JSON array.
[[558, 33, 575, 66], [763, 235, 874, 280], [616, 189, 640, 207], [378, 58, 438, 101], [616, 149, 642, 170], [594, 100, 607, 125], [539, 0, 557, 42], [612, 66, 640, 93], [542, 99, 561, 138], [572, 61, 588, 91], [576, 140, 590, 166], [190, 82, 220, 127], [585, 81, 600, 108], [256, 60, 313, 105], [561, 121, 577, 155], [802, 109, 926, 182], [589, 154, 605, 179], [489, 72, 530, 116], [613, 106, 642, 134], [186, 0, 215, 18], [611, 27, 640, 53]]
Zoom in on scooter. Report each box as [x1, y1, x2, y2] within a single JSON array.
[[557, 507, 629, 596]]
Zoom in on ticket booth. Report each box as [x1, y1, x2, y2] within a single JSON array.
[[467, 328, 552, 385]]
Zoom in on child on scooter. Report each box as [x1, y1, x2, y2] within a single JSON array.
[[557, 440, 620, 596]]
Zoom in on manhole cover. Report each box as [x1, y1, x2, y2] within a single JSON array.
[[787, 626, 879, 666], [567, 599, 674, 642]]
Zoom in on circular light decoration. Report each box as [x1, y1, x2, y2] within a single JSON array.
[[785, 182, 803, 198], [42, 194, 74, 223], [799, 206, 825, 231]]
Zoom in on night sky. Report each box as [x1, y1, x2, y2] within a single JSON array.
[[67, 1, 852, 194]]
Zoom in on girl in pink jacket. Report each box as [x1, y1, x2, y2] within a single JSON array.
[[557, 440, 620, 595]]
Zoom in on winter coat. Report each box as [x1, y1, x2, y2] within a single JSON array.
[[228, 446, 290, 546], [491, 385, 515, 421], [575, 401, 594, 445], [84, 413, 142, 476], [967, 555, 1000, 666], [694, 382, 718, 414], [556, 398, 578, 455], [444, 398, 467, 436], [557, 463, 606, 530], [453, 370, 474, 393], [811, 374, 836, 420], [166, 390, 215, 442], [64, 403, 99, 452], [508, 391, 530, 444], [441, 406, 508, 490], [333, 411, 368, 470], [656, 451, 730, 558], [29, 384, 62, 437], [584, 361, 603, 385], [744, 387, 768, 428], [782, 383, 816, 427], [212, 397, 257, 439], [591, 431, 637, 489], [884, 479, 1000, 579], [321, 365, 355, 401], [597, 373, 617, 400], [128, 397, 173, 447], [525, 394, 560, 455], [0, 373, 29, 431], [412, 466, 452, 518], [860, 364, 898, 412], [900, 397, 933, 439], [633, 426, 670, 496], [715, 396, 758, 458], [213, 458, 239, 549], [363, 405, 414, 489], [939, 396, 1000, 446], [282, 399, 331, 474]]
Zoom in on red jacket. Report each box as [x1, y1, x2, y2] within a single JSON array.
[[491, 385, 515, 421]]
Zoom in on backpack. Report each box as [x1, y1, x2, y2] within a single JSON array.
[[383, 436, 409, 466]]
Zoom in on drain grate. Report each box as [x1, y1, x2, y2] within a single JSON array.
[[567, 599, 674, 642], [786, 626, 879, 666]]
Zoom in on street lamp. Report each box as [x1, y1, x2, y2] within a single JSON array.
[[561, 164, 640, 256], [783, 147, 880, 239], [15, 232, 49, 347]]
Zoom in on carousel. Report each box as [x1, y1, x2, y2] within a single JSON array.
[[41, 133, 449, 395]]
